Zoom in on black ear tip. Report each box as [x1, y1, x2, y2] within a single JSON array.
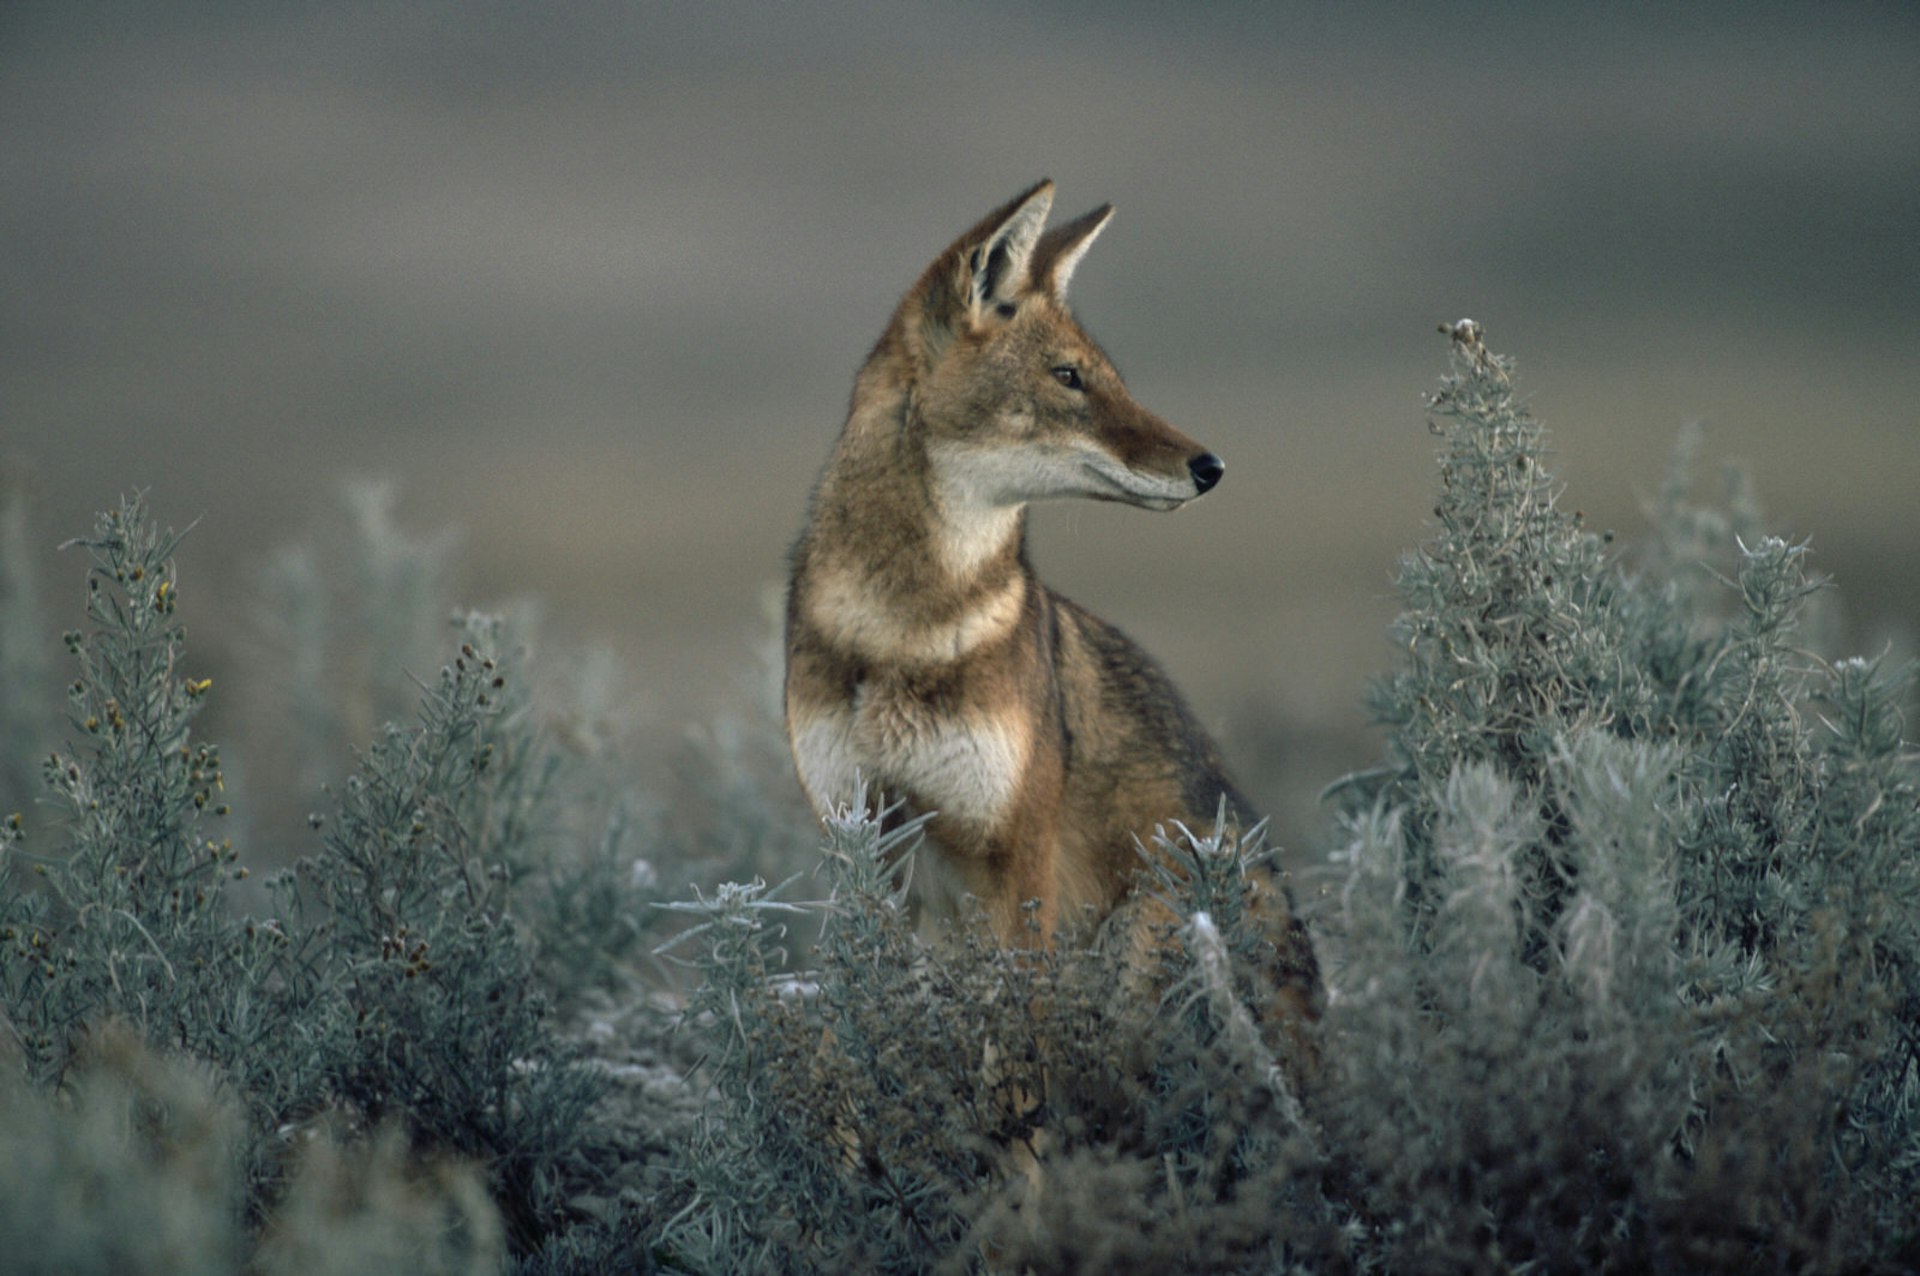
[[1189, 452, 1225, 494]]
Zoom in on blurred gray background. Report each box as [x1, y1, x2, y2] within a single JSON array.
[[4, 2, 1916, 853]]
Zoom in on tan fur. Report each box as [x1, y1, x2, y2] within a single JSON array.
[[786, 182, 1318, 1014]]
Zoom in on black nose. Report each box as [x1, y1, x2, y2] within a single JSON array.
[[1188, 452, 1224, 495]]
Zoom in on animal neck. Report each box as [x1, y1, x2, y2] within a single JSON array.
[[925, 466, 1028, 582], [800, 393, 1030, 665]]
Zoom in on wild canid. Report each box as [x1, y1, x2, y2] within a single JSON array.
[[784, 180, 1317, 1018]]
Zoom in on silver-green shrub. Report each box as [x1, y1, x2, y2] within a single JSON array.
[[1, 497, 296, 1100], [0, 1023, 504, 1276], [0, 495, 609, 1268], [648, 789, 1329, 1274], [1321, 324, 1919, 1271]]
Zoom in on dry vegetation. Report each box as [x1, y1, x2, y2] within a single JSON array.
[[2, 331, 1915, 1273]]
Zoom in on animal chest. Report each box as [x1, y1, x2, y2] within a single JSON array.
[[791, 674, 1030, 835]]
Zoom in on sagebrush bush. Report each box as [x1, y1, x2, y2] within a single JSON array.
[[1321, 324, 1919, 1270], [0, 494, 633, 1268], [241, 483, 812, 1004], [0, 1022, 504, 1276], [277, 610, 605, 1250], [0, 1022, 243, 1275], [1, 499, 304, 1109], [649, 788, 1327, 1274]]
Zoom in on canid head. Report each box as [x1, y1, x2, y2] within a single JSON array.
[[861, 179, 1224, 517]]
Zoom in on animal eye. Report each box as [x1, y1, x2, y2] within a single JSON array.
[[1051, 365, 1084, 391]]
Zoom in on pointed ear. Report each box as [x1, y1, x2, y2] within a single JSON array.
[[962, 179, 1054, 311], [1029, 203, 1113, 300], [901, 181, 1054, 369]]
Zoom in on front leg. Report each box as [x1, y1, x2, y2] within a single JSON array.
[[981, 813, 1062, 947], [908, 755, 1064, 949]]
